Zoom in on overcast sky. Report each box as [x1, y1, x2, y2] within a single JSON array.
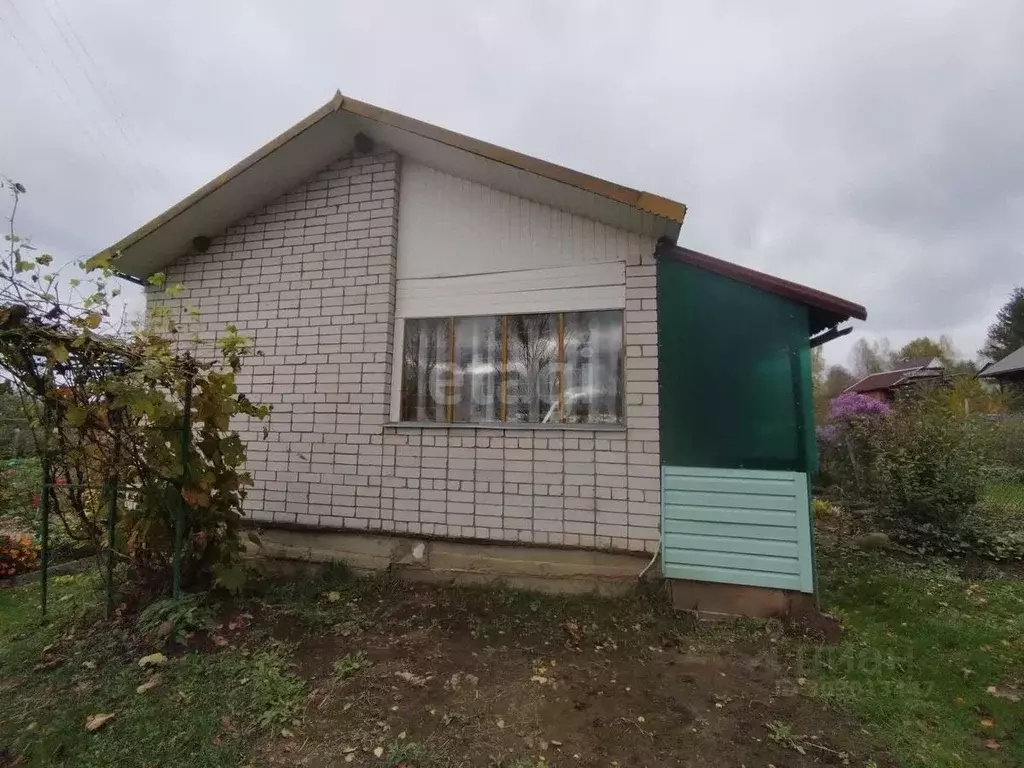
[[2, 0, 1022, 366]]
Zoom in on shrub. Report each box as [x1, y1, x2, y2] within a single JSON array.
[[0, 458, 41, 530], [817, 393, 891, 497], [0, 534, 40, 578], [978, 416, 1024, 470], [870, 394, 983, 532]]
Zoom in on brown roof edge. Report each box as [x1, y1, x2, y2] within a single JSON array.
[[338, 94, 687, 224], [655, 243, 868, 323], [101, 91, 687, 267]]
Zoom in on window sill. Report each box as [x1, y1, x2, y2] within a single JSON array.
[[384, 422, 627, 432]]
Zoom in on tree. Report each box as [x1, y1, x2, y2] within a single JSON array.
[[849, 337, 894, 377], [981, 286, 1024, 363], [824, 364, 856, 396], [896, 335, 956, 365], [813, 362, 857, 424], [810, 347, 826, 390]]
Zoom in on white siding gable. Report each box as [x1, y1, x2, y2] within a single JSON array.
[[396, 162, 653, 317]]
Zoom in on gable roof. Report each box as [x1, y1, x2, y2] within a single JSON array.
[[100, 91, 687, 277], [979, 345, 1024, 378], [655, 243, 867, 334], [845, 358, 942, 394], [890, 356, 942, 372]]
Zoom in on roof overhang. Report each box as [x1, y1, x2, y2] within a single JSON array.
[[655, 243, 868, 335], [978, 346, 1024, 379], [104, 92, 687, 277]]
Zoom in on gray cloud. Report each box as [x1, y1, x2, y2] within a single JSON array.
[[1, 0, 1022, 366]]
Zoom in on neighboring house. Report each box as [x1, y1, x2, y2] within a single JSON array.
[[844, 357, 944, 402], [979, 345, 1024, 386], [99, 92, 866, 616]]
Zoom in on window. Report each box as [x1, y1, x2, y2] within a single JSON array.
[[400, 310, 623, 425]]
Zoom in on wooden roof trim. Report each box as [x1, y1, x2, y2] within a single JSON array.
[[98, 91, 687, 265], [656, 243, 868, 323]]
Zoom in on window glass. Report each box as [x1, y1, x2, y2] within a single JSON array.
[[452, 315, 502, 423], [399, 317, 450, 423], [563, 310, 623, 424], [506, 313, 559, 423], [399, 310, 623, 425]]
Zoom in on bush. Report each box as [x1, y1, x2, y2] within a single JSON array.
[[817, 393, 891, 498], [0, 534, 40, 579], [871, 394, 983, 532], [0, 458, 41, 531], [978, 416, 1024, 470]]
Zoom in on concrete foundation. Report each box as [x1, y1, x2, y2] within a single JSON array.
[[251, 527, 655, 596], [669, 578, 817, 619]]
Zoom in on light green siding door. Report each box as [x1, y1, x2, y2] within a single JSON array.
[[661, 465, 814, 593]]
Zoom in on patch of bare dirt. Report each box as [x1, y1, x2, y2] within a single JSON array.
[[254, 582, 894, 768]]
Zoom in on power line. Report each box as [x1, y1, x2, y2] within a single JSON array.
[[42, 0, 138, 148], [0, 0, 147, 200]]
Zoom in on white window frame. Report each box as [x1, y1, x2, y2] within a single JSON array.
[[389, 262, 626, 425]]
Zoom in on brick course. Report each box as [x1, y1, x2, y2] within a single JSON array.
[[148, 150, 661, 553]]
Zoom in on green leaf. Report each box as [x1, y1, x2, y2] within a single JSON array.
[[83, 252, 113, 271], [213, 563, 247, 594], [66, 405, 86, 426], [35, 254, 53, 266], [84, 313, 102, 329], [14, 260, 33, 273], [147, 272, 167, 287], [51, 344, 69, 363], [167, 284, 184, 298]]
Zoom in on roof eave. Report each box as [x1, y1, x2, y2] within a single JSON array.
[[655, 243, 868, 326], [101, 91, 687, 275], [100, 93, 345, 268]]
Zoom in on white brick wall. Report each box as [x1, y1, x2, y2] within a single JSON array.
[[148, 150, 661, 553]]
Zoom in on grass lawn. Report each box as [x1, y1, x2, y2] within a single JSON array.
[[815, 546, 1024, 767], [0, 541, 1021, 767]]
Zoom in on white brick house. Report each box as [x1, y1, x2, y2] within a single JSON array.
[[104, 93, 865, 613]]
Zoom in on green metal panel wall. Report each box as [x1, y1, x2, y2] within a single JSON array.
[[656, 258, 816, 475], [661, 465, 813, 593]]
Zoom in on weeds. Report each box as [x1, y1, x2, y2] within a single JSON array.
[[137, 593, 215, 646], [332, 650, 370, 682]]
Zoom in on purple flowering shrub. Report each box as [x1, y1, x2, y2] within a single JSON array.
[[827, 392, 891, 423], [817, 393, 891, 495]]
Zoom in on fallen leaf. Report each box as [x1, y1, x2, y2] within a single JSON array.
[[82, 661, 97, 670], [395, 671, 429, 687], [345, 756, 354, 764], [496, 719, 505, 729], [980, 719, 995, 728], [397, 731, 407, 740], [327, 591, 341, 603], [85, 713, 114, 732], [138, 653, 168, 668], [985, 739, 1001, 750], [136, 674, 162, 694], [281, 728, 294, 738], [373, 746, 384, 757]]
